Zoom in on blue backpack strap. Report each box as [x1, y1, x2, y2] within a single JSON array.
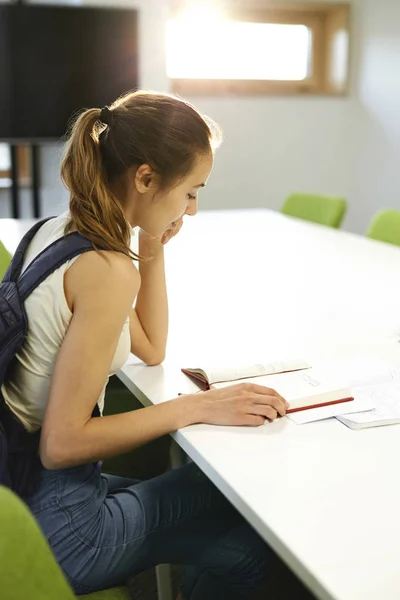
[[2, 217, 55, 283], [18, 232, 94, 301]]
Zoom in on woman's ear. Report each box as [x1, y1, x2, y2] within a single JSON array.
[[135, 164, 156, 194]]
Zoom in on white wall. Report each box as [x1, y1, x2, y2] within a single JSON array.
[[187, 96, 355, 215], [1, 0, 400, 235], [349, 0, 400, 233]]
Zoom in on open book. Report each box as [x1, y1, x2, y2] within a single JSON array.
[[182, 360, 353, 414], [182, 359, 310, 389]]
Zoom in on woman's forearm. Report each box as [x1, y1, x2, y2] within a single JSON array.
[[40, 394, 199, 470], [134, 234, 168, 360]]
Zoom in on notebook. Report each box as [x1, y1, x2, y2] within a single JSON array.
[[182, 360, 353, 414]]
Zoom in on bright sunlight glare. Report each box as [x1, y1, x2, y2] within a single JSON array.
[[176, 2, 225, 26], [166, 15, 311, 81]]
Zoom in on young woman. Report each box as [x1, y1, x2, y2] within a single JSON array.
[[2, 91, 288, 599]]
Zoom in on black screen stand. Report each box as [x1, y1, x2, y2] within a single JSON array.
[[9, 144, 41, 219], [10, 145, 20, 219]]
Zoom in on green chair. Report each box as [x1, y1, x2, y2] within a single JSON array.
[[366, 209, 400, 247], [0, 484, 130, 600], [281, 193, 347, 228], [0, 239, 12, 280]]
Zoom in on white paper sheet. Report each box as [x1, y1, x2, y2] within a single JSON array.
[[336, 382, 400, 428]]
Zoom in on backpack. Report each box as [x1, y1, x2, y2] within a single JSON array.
[[0, 217, 98, 499]]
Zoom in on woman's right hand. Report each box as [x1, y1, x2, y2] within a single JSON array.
[[195, 383, 289, 427]]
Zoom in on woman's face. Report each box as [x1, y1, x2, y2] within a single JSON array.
[[133, 153, 214, 238]]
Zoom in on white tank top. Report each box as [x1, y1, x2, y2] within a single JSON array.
[[1, 212, 131, 432]]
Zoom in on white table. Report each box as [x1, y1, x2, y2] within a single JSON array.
[[3, 211, 400, 600], [118, 210, 400, 600]]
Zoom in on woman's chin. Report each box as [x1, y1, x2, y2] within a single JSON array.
[[138, 221, 175, 239]]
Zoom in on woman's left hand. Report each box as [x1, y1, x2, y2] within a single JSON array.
[[139, 217, 183, 252], [160, 217, 184, 245]]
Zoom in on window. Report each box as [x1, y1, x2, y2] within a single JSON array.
[[167, 2, 350, 95], [0, 144, 31, 188]]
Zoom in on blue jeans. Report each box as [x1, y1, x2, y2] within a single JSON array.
[[28, 461, 274, 598]]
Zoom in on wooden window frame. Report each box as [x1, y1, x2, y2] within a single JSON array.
[[169, 2, 350, 96], [0, 145, 32, 187]]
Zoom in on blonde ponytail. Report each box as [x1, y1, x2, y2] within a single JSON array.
[[61, 108, 137, 259]]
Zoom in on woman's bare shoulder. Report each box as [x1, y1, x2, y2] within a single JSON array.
[[65, 250, 140, 311]]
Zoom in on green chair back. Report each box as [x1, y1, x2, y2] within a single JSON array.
[[0, 485, 76, 600], [366, 209, 400, 247], [281, 193, 347, 228], [0, 485, 130, 600], [0, 239, 12, 280]]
